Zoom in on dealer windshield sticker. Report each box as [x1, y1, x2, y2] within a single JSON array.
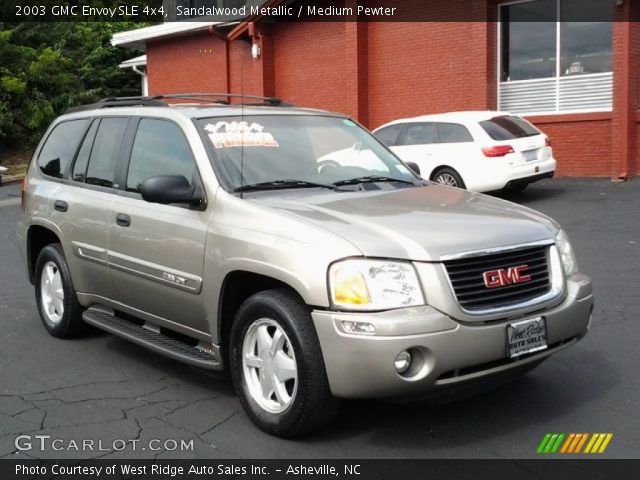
[[204, 121, 279, 149]]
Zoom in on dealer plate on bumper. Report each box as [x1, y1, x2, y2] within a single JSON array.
[[507, 317, 547, 358]]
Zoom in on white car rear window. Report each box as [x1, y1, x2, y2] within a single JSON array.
[[480, 116, 540, 140]]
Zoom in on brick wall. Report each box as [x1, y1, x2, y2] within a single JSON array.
[[366, 20, 494, 130], [229, 39, 262, 96], [146, 32, 227, 95], [527, 116, 612, 177], [271, 22, 348, 115]]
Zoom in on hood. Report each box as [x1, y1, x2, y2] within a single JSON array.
[[247, 185, 558, 261]]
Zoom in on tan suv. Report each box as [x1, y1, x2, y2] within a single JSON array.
[[17, 94, 594, 437]]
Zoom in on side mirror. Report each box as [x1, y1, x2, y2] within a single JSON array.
[[140, 175, 202, 205], [406, 162, 421, 176]]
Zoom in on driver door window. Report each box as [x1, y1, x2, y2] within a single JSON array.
[[126, 119, 197, 193]]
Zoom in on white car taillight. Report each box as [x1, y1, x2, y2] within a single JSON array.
[[481, 145, 514, 157]]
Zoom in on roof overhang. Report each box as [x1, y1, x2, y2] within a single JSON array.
[[111, 1, 293, 50], [111, 22, 221, 49], [118, 54, 147, 68]]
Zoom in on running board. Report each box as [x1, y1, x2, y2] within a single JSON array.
[[82, 306, 222, 370]]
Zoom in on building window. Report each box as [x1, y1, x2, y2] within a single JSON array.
[[499, 0, 612, 114]]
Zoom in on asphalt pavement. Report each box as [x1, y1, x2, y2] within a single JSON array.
[[0, 178, 638, 459]]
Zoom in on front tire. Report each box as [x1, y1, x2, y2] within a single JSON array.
[[229, 289, 339, 437], [34, 243, 86, 338], [433, 167, 466, 189]]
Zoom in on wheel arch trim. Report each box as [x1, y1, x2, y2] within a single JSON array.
[[26, 220, 64, 283], [213, 261, 316, 347]]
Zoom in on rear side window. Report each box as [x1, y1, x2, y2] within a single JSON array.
[[374, 124, 404, 146], [480, 116, 540, 140], [37, 119, 89, 178], [397, 123, 437, 146], [85, 118, 128, 188], [126, 119, 196, 193], [437, 123, 473, 143], [72, 120, 98, 183]]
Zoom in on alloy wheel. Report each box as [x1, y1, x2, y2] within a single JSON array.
[[40, 261, 64, 324], [242, 318, 298, 414]]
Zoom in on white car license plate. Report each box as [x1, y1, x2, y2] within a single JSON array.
[[507, 317, 547, 358], [522, 149, 539, 162]]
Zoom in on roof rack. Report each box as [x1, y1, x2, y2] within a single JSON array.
[[65, 96, 168, 113], [161, 93, 294, 107], [65, 93, 293, 113]]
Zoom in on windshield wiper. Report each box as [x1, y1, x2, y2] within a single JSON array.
[[233, 179, 343, 193], [333, 175, 418, 186]]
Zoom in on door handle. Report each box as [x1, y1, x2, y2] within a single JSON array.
[[53, 200, 68, 212], [115, 213, 131, 227]]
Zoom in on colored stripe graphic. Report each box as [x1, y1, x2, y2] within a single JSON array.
[[567, 433, 583, 453], [550, 433, 565, 453], [574, 433, 588, 453], [538, 433, 613, 454], [598, 434, 613, 453], [585, 433, 614, 454], [584, 433, 599, 453], [544, 434, 558, 453], [537, 434, 552, 454], [560, 433, 575, 453], [537, 433, 565, 454]]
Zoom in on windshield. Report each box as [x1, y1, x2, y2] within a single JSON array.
[[196, 115, 419, 191]]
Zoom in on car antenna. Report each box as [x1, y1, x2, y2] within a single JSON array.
[[239, 67, 245, 198]]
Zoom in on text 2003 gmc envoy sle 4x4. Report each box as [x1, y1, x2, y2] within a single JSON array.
[[17, 94, 593, 437]]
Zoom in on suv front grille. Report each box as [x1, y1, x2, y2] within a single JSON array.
[[443, 245, 551, 312]]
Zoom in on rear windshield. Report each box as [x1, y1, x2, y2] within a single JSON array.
[[479, 116, 540, 140]]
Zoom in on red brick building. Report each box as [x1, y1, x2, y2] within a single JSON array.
[[112, 0, 640, 179]]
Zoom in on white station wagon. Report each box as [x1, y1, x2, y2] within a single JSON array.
[[373, 111, 556, 192]]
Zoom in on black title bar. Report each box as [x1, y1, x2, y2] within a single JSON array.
[[2, 459, 639, 480], [1, 0, 631, 23]]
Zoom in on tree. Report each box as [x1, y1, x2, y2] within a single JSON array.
[[0, 22, 147, 149]]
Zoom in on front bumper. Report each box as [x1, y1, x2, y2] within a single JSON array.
[[312, 272, 592, 399]]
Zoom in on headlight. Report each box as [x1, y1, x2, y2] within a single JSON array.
[[329, 259, 425, 310], [555, 229, 578, 276]]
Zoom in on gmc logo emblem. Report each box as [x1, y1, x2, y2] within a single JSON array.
[[483, 265, 531, 288]]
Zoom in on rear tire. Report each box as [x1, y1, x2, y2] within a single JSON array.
[[229, 288, 340, 437], [433, 167, 466, 189], [34, 243, 87, 338]]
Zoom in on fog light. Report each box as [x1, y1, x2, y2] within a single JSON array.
[[394, 350, 412, 374], [341, 320, 376, 335]]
